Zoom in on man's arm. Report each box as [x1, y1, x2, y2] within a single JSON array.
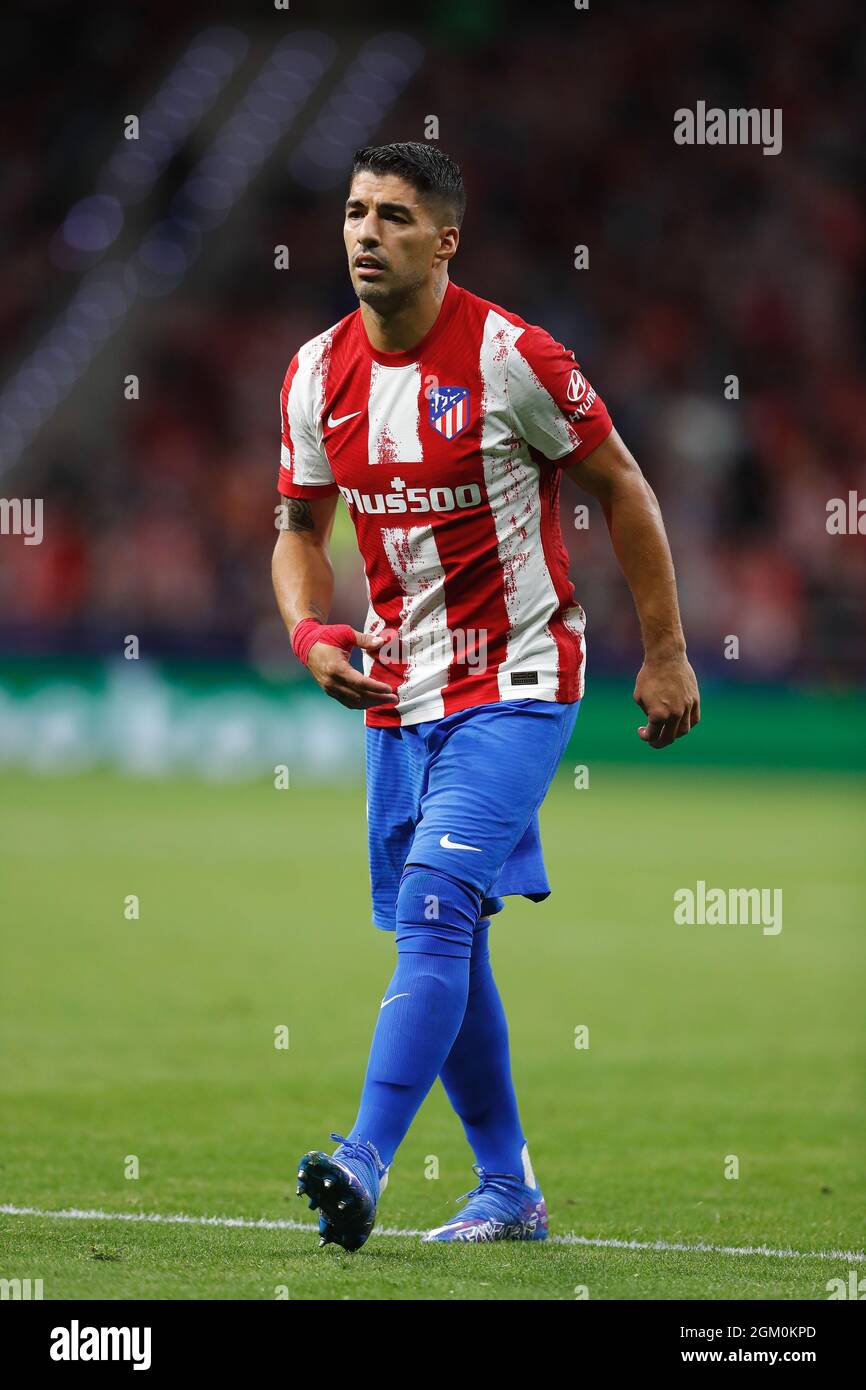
[[272, 495, 397, 710], [564, 427, 700, 749]]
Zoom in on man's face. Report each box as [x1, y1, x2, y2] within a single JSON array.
[[344, 170, 456, 308]]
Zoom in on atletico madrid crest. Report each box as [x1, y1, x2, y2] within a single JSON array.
[[429, 386, 470, 440]]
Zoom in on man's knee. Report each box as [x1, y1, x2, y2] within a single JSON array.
[[469, 918, 491, 980], [395, 864, 481, 959]]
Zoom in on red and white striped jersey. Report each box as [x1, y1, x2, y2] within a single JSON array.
[[277, 279, 613, 727]]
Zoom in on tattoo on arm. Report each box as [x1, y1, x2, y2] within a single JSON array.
[[274, 496, 330, 625], [276, 498, 314, 532]]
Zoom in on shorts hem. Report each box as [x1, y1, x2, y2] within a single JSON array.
[[371, 885, 550, 933]]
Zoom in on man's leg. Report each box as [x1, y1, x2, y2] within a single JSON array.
[[421, 702, 580, 1187], [421, 903, 548, 1243], [298, 861, 483, 1251], [300, 701, 575, 1248], [343, 863, 482, 1167], [438, 914, 530, 1179]]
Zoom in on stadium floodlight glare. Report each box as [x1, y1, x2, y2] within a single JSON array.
[[36, 348, 77, 390], [100, 27, 250, 209], [289, 33, 424, 190], [60, 196, 125, 257], [50, 28, 249, 274], [0, 262, 136, 463], [0, 31, 336, 470], [14, 368, 61, 412], [175, 30, 337, 232]]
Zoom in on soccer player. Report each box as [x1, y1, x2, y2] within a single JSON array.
[[272, 143, 699, 1250]]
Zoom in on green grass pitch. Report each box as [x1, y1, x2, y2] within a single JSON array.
[[1, 765, 863, 1300]]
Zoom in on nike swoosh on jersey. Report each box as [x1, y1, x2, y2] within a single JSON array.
[[439, 833, 482, 852], [326, 410, 362, 427], [380, 992, 410, 1009]]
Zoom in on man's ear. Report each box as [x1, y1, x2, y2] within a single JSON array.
[[435, 227, 460, 265]]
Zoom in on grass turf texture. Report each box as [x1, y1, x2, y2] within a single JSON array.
[[1, 766, 863, 1300]]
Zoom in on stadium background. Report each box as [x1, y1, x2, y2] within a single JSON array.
[[1, 0, 864, 1301]]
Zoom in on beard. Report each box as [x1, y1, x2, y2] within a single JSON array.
[[354, 266, 427, 315]]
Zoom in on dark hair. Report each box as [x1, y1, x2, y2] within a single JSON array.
[[350, 142, 466, 228]]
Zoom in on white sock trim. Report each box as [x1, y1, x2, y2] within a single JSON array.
[[521, 1142, 536, 1188]]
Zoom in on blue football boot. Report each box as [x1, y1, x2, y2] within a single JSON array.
[[423, 1149, 548, 1243], [296, 1132, 389, 1252]]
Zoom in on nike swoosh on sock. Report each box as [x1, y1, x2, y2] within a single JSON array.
[[379, 992, 410, 1009]]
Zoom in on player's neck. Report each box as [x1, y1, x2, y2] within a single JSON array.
[[359, 275, 450, 354]]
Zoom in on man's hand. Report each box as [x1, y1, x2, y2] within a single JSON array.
[[633, 651, 700, 749], [306, 627, 399, 711], [272, 495, 398, 713]]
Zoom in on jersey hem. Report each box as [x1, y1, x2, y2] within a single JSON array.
[[364, 683, 578, 727]]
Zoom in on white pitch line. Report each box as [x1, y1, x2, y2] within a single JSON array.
[[1, 1204, 863, 1263]]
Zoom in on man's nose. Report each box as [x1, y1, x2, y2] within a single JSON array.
[[357, 216, 380, 244]]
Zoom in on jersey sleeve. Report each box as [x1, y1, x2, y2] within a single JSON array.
[[277, 352, 339, 498], [506, 324, 613, 466]]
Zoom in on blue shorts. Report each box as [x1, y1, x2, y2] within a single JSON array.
[[365, 698, 580, 932]]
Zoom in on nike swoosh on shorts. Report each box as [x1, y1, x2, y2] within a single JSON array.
[[439, 833, 482, 852]]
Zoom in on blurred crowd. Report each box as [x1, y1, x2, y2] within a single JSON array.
[[1, 0, 864, 682]]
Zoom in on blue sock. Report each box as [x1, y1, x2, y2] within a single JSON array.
[[345, 866, 479, 1168], [438, 918, 528, 1178]]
